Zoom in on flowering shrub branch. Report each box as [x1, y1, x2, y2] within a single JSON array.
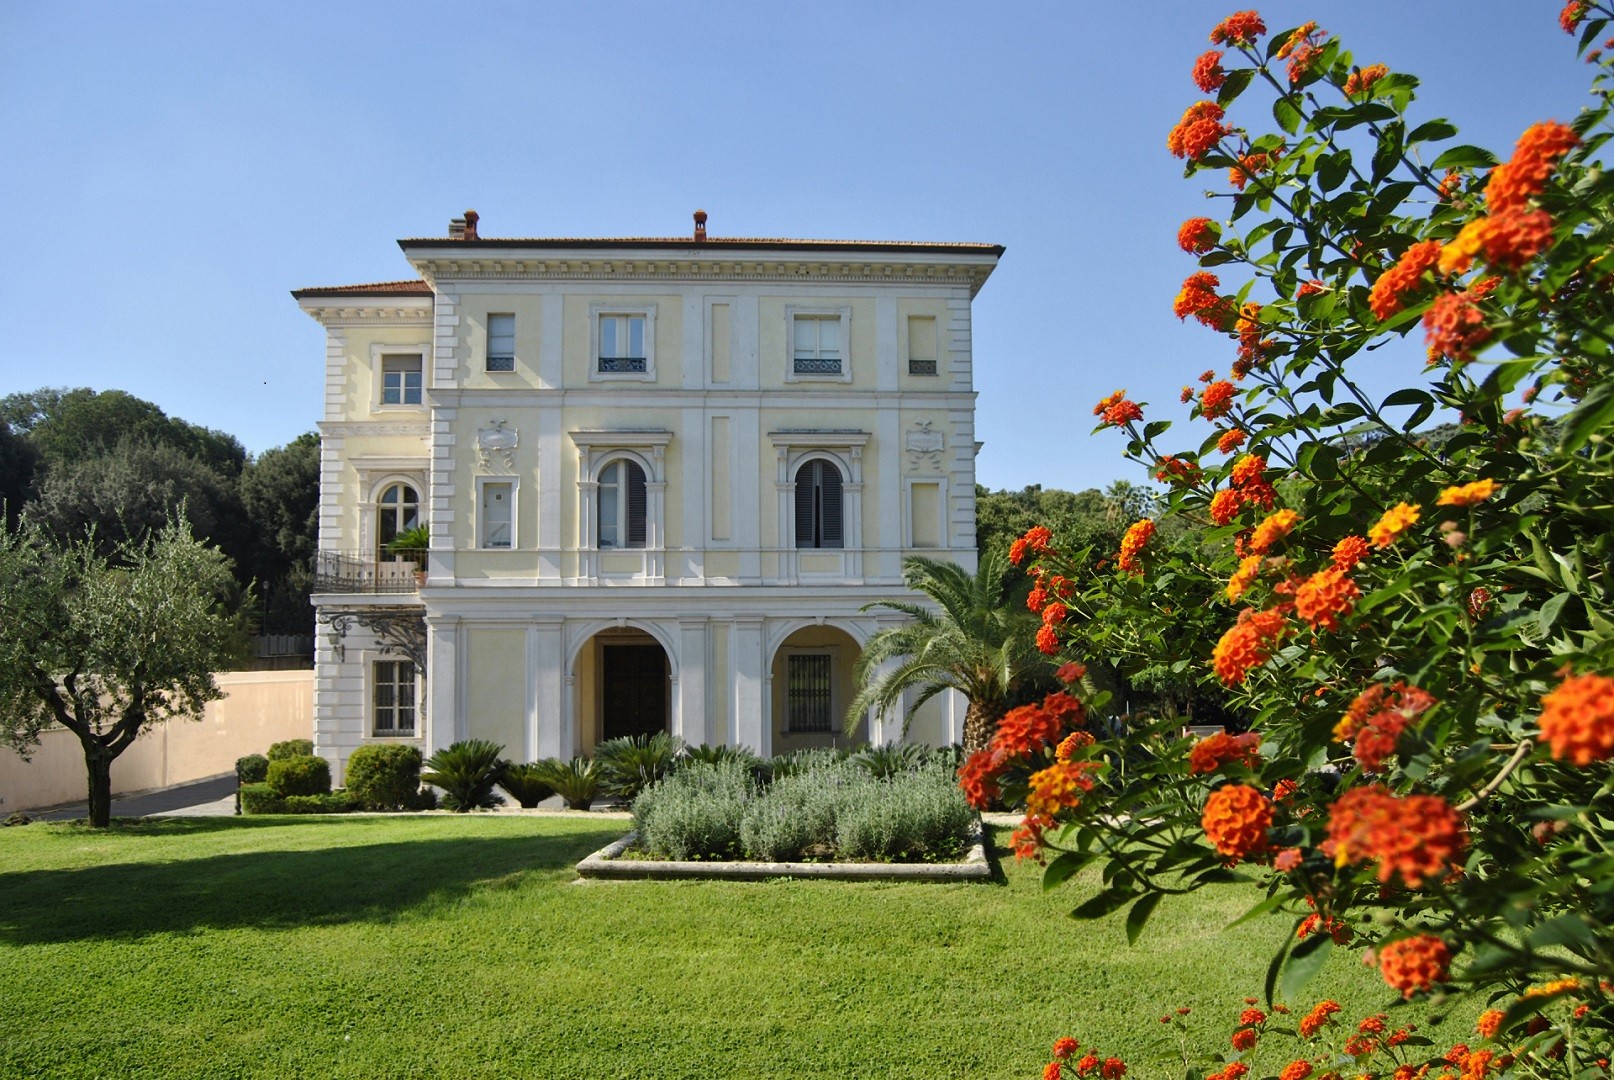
[[977, 7, 1614, 1078]]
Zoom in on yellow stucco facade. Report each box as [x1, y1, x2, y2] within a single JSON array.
[[297, 219, 1000, 780]]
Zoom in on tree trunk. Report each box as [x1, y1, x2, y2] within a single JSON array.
[[85, 749, 114, 827], [962, 700, 999, 755]]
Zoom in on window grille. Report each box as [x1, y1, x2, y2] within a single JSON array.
[[787, 654, 833, 733]]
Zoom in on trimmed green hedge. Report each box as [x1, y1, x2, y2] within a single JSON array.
[[267, 739, 314, 761], [240, 783, 358, 815], [267, 755, 331, 798], [345, 744, 426, 810]]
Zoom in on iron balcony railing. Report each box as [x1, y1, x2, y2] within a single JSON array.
[[313, 549, 425, 594]]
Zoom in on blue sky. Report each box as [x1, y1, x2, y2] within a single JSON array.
[[0, 2, 1593, 492]]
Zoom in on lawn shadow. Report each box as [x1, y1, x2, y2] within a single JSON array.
[[0, 824, 616, 946]]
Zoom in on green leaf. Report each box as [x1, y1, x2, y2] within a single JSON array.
[[1407, 119, 1458, 145], [1219, 68, 1254, 106], [1372, 121, 1405, 181], [1431, 144, 1499, 170], [1043, 849, 1097, 892], [1071, 886, 1135, 920], [1264, 930, 1295, 1006], [1228, 893, 1287, 929], [1125, 892, 1163, 946], [1538, 592, 1572, 636], [1559, 378, 1614, 453], [1316, 150, 1352, 192], [1274, 96, 1302, 136], [1281, 933, 1334, 1003]]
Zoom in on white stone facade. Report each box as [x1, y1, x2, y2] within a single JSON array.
[[294, 220, 1001, 781]]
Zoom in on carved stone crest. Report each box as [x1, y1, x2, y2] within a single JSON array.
[[905, 420, 944, 471], [476, 419, 518, 470]]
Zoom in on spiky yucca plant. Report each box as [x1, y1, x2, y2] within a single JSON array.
[[421, 739, 506, 812], [594, 732, 685, 800], [533, 756, 601, 811], [498, 762, 554, 808]]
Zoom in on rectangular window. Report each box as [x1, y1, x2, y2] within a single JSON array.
[[792, 315, 842, 375], [481, 481, 512, 548], [907, 315, 938, 376], [598, 314, 647, 373], [487, 313, 515, 371], [373, 660, 417, 735], [381, 355, 423, 405], [786, 654, 834, 733]]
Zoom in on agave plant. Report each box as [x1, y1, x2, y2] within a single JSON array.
[[533, 756, 601, 811], [498, 762, 554, 808], [683, 743, 762, 768], [594, 732, 685, 801], [421, 739, 507, 812], [850, 741, 929, 779]]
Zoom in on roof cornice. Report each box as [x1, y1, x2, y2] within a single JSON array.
[[400, 246, 1001, 298]]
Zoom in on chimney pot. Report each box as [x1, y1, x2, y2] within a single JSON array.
[[463, 209, 480, 241], [693, 209, 708, 242]]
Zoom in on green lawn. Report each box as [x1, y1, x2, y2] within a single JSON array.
[[0, 815, 1458, 1079]]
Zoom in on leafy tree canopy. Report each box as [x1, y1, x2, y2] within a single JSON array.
[[0, 387, 245, 477], [0, 518, 243, 825]]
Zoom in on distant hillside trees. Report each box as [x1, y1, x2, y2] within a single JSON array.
[[0, 387, 319, 636]]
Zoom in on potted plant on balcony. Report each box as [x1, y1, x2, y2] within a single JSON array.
[[384, 525, 429, 586]]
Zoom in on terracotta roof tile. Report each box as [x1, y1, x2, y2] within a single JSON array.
[[291, 279, 433, 299], [398, 236, 1003, 256]]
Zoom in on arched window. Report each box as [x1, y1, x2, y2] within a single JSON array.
[[794, 459, 844, 549], [597, 459, 646, 549], [376, 482, 420, 561]]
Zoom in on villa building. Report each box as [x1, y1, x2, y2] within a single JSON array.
[[293, 211, 1002, 779]]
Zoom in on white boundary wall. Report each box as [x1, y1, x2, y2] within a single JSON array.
[[0, 670, 314, 813]]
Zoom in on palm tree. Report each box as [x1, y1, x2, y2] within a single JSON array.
[[848, 551, 1049, 754]]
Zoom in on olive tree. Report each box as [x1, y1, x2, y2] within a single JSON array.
[[0, 519, 241, 826]]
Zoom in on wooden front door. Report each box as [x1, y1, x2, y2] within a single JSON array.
[[601, 644, 667, 741]]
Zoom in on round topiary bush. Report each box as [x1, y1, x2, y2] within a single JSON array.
[[266, 754, 331, 798], [235, 754, 269, 785], [267, 739, 314, 761], [344, 744, 424, 810]]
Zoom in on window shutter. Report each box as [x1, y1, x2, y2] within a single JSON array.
[[820, 463, 844, 549], [795, 462, 816, 547], [625, 460, 647, 547]]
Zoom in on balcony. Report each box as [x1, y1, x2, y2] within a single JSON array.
[[313, 550, 424, 594]]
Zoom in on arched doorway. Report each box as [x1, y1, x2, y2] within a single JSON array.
[[770, 625, 864, 752], [575, 627, 670, 753]]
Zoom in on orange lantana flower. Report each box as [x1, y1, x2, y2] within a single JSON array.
[[1210, 11, 1266, 45], [1226, 554, 1262, 602], [1331, 535, 1370, 571], [1487, 120, 1580, 214], [1210, 488, 1244, 526], [1368, 240, 1443, 321], [1295, 566, 1359, 632], [1179, 217, 1218, 254], [1437, 479, 1497, 507], [1190, 731, 1262, 775], [1249, 509, 1300, 555], [1324, 785, 1466, 887], [1175, 272, 1229, 327], [1202, 783, 1273, 861], [1117, 519, 1156, 574], [1201, 379, 1237, 419], [1368, 502, 1421, 548], [1217, 428, 1248, 454], [1168, 101, 1232, 163], [1377, 935, 1451, 998], [1343, 63, 1388, 96], [1538, 671, 1614, 766], [1212, 608, 1288, 685], [1193, 50, 1227, 93]]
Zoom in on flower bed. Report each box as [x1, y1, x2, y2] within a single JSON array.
[[577, 751, 988, 880]]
